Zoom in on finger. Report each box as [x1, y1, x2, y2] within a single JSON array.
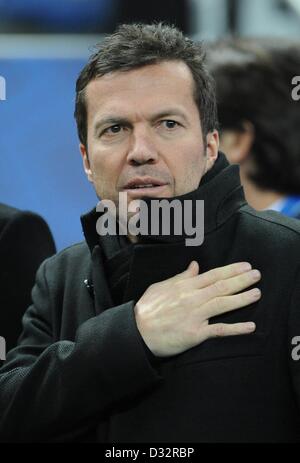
[[168, 260, 199, 283], [194, 269, 261, 305], [189, 262, 253, 290], [202, 287, 261, 319], [204, 321, 256, 339]]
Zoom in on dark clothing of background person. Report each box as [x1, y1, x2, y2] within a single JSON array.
[[0, 203, 56, 352], [1, 154, 300, 442]]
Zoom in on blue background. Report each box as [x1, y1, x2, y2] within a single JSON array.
[[0, 59, 96, 251]]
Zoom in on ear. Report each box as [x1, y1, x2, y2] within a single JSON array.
[[205, 130, 219, 173], [219, 122, 254, 165], [79, 143, 93, 183]]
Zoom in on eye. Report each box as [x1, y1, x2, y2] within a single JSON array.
[[160, 120, 180, 130], [102, 125, 123, 136]]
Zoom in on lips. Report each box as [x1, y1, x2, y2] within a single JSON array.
[[122, 177, 168, 190], [129, 184, 157, 189]]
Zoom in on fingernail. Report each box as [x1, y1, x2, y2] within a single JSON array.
[[246, 322, 256, 331], [250, 270, 261, 280], [252, 288, 261, 298], [240, 262, 252, 272]]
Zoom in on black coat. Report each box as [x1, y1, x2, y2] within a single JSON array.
[[1, 155, 300, 443], [0, 204, 56, 352]]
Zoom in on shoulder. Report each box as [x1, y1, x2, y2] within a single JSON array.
[[0, 202, 53, 236], [240, 205, 300, 234], [239, 205, 300, 250], [41, 241, 91, 282], [0, 203, 21, 230], [0, 203, 56, 257], [0, 202, 19, 220]]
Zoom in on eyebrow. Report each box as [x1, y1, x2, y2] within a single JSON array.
[[93, 108, 188, 136]]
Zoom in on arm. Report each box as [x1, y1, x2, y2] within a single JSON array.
[[0, 259, 161, 442], [0, 257, 262, 442]]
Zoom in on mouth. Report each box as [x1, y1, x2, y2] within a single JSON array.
[[121, 178, 169, 197]]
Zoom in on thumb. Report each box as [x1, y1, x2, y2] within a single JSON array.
[[187, 260, 199, 273]]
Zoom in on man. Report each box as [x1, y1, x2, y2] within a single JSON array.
[[0, 203, 56, 353], [0, 23, 300, 443], [207, 38, 300, 218]]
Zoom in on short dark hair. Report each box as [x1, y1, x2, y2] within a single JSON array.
[[207, 38, 300, 194], [74, 22, 218, 147]]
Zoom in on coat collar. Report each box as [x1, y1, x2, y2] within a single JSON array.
[[80, 152, 247, 252]]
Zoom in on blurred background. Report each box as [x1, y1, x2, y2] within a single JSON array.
[[1, 0, 300, 250]]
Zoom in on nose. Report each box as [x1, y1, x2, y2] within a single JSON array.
[[126, 128, 159, 166]]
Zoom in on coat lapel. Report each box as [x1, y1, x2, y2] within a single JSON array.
[[91, 245, 114, 314]]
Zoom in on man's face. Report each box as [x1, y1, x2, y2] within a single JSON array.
[[80, 60, 219, 205]]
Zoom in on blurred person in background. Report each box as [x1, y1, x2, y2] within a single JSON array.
[[0, 203, 56, 354], [207, 38, 300, 219]]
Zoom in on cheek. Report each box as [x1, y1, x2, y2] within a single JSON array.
[[90, 153, 121, 194], [89, 148, 109, 176], [176, 143, 206, 173], [177, 146, 206, 187]]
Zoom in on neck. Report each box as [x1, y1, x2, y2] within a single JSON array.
[[240, 168, 285, 210]]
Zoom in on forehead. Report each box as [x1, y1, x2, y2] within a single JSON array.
[[85, 60, 197, 120]]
